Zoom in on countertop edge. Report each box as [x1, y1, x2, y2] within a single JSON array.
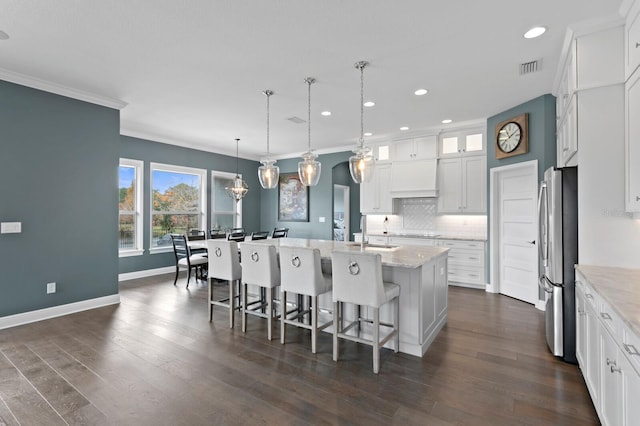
[[354, 232, 487, 242]]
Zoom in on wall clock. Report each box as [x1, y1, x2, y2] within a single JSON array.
[[495, 113, 528, 159]]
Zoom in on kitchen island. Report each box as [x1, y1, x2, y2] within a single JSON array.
[[249, 238, 449, 357]]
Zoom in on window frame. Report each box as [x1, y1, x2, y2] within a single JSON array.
[[211, 170, 243, 232], [119, 158, 144, 257], [149, 162, 207, 254]]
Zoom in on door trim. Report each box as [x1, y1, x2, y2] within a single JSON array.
[[489, 159, 544, 310]]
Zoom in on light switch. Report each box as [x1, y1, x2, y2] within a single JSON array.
[[1, 222, 21, 234], [319, 217, 326, 223]]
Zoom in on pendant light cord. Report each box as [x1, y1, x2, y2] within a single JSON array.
[[360, 64, 364, 148], [304, 78, 315, 153], [235, 138, 240, 176], [263, 90, 272, 157]]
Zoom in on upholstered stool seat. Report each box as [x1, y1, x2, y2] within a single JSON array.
[[330, 250, 400, 374]]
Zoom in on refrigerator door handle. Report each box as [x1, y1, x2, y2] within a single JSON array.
[[537, 182, 548, 267], [538, 275, 554, 293]]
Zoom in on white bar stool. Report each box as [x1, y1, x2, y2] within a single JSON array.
[[279, 246, 333, 353], [207, 240, 242, 328], [239, 242, 280, 340], [330, 250, 400, 374]]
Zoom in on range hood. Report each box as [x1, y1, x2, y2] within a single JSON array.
[[389, 158, 438, 198]]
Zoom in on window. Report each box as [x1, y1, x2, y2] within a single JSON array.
[[211, 171, 242, 231], [119, 159, 143, 256], [150, 163, 206, 250]]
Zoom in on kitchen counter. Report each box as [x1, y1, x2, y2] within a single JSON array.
[[354, 232, 487, 242], [575, 264, 640, 337]]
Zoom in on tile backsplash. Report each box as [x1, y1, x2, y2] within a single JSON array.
[[365, 198, 487, 238]]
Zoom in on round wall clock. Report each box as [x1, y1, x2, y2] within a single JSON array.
[[495, 113, 528, 159]]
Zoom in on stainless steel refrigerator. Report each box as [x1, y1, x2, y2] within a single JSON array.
[[537, 166, 578, 364]]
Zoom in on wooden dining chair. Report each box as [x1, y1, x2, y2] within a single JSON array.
[[187, 230, 207, 256], [228, 231, 246, 242], [170, 234, 208, 287], [272, 227, 289, 238], [250, 231, 269, 240]]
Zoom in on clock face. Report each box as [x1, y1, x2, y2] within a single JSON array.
[[497, 122, 522, 153]]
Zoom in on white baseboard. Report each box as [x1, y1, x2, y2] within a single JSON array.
[[0, 294, 120, 330], [535, 300, 546, 311], [119, 266, 174, 281]]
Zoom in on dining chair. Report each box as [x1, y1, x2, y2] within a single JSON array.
[[250, 231, 269, 240], [187, 230, 207, 256], [210, 229, 227, 239], [272, 227, 289, 238], [330, 250, 400, 374], [170, 234, 208, 287], [207, 240, 242, 328], [239, 243, 281, 340], [279, 246, 332, 353], [227, 231, 246, 242]]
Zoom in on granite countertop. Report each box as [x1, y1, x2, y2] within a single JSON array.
[[250, 238, 449, 269], [575, 264, 640, 338], [355, 232, 487, 242]]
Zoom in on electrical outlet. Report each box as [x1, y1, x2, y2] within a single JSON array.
[[319, 217, 326, 223], [47, 282, 56, 294]]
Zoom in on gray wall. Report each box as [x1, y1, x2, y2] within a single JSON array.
[[0, 81, 120, 317], [119, 135, 262, 274], [259, 152, 357, 240], [486, 93, 557, 296], [331, 160, 361, 241]]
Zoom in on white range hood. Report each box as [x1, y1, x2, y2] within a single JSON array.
[[389, 158, 438, 198]]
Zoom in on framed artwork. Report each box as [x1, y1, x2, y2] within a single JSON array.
[[278, 173, 309, 222]]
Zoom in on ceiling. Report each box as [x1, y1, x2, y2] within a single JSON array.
[[0, 1, 623, 160]]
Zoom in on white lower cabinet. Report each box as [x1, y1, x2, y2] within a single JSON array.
[[576, 270, 640, 426], [438, 239, 485, 288]]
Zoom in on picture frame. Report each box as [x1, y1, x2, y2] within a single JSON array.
[[278, 173, 309, 222]]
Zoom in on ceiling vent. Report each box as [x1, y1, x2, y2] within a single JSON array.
[[287, 116, 306, 124], [520, 59, 542, 75]]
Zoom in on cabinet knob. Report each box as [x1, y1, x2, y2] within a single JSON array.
[[606, 357, 616, 366], [636, 42, 640, 48], [636, 195, 640, 201], [611, 365, 622, 374], [600, 312, 612, 320]]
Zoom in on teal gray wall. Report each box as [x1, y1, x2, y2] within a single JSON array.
[[486, 93, 557, 293], [331, 160, 361, 241], [0, 80, 120, 317], [259, 152, 358, 240], [119, 136, 262, 274]]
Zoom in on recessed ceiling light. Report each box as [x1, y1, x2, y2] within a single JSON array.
[[363, 101, 375, 107], [400, 126, 409, 131], [441, 119, 452, 124], [524, 26, 546, 39], [364, 132, 373, 136], [321, 111, 331, 116], [0, 30, 9, 40], [414, 89, 428, 96]]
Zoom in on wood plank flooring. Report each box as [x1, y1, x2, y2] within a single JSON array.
[[0, 274, 599, 425]]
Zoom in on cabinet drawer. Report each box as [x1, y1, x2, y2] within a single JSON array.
[[623, 326, 640, 375], [628, 6, 640, 77], [583, 281, 599, 310], [448, 265, 485, 285], [447, 249, 484, 267], [599, 298, 623, 341], [440, 240, 484, 250]]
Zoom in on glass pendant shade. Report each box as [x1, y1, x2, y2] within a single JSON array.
[[349, 146, 375, 184], [258, 159, 279, 189], [298, 152, 321, 186], [225, 138, 249, 202]]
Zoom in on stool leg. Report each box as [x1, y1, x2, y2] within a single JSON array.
[[280, 290, 287, 344], [333, 301, 339, 362], [373, 307, 380, 374], [267, 287, 273, 341], [241, 282, 247, 333], [311, 295, 318, 354], [208, 278, 213, 322], [394, 297, 400, 353], [229, 280, 235, 329]]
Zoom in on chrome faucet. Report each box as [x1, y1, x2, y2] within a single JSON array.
[[360, 214, 367, 250]]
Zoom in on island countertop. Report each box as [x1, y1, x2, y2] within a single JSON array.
[[248, 238, 449, 269]]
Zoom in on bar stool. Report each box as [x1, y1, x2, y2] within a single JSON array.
[[330, 250, 400, 374], [239, 242, 280, 340], [279, 246, 333, 353], [207, 240, 242, 328]]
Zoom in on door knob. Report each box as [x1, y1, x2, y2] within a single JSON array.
[[528, 240, 535, 245]]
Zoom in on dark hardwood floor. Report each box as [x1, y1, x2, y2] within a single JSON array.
[[0, 274, 598, 425]]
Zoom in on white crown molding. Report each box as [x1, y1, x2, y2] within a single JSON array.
[[0, 294, 120, 330], [0, 67, 127, 110]]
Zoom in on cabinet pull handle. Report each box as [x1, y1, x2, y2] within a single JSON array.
[[578, 310, 586, 316], [600, 312, 612, 320], [624, 344, 640, 356], [575, 280, 583, 287], [585, 294, 593, 299], [636, 42, 640, 48], [611, 365, 622, 374], [469, 257, 478, 260], [606, 357, 616, 366], [636, 195, 640, 201]]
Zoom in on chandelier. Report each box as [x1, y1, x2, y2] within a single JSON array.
[[225, 138, 249, 202]]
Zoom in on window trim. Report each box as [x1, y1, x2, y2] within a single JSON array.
[[211, 170, 243, 231], [149, 162, 207, 254], [119, 158, 144, 257]]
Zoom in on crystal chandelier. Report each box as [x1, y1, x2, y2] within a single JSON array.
[[258, 90, 279, 189], [225, 138, 249, 202], [298, 77, 321, 186], [349, 61, 375, 184]]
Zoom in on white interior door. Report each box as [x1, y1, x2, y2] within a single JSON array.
[[496, 163, 538, 304]]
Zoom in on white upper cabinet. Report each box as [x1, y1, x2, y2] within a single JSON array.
[[393, 136, 437, 160], [438, 156, 486, 213], [626, 67, 640, 212], [439, 131, 485, 157], [625, 0, 640, 79], [370, 142, 392, 162], [360, 163, 393, 214]]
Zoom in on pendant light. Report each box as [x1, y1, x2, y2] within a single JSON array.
[[258, 90, 279, 189], [298, 77, 321, 186], [225, 138, 249, 202], [349, 61, 375, 184]]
